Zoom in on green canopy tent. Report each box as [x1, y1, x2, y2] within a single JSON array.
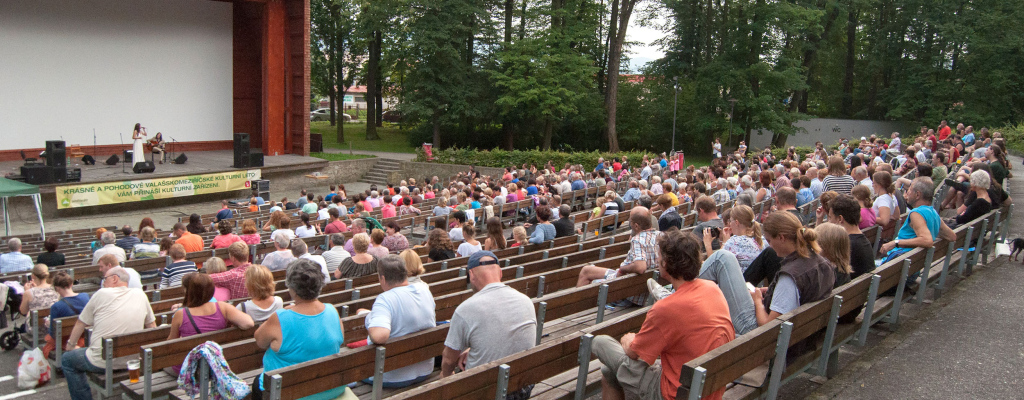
[[0, 179, 45, 239]]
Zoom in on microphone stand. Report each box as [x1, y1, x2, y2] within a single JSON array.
[[170, 137, 179, 163], [93, 129, 97, 166], [120, 132, 126, 174]]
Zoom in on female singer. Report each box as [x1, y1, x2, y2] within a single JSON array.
[[132, 123, 147, 167], [150, 132, 166, 164]]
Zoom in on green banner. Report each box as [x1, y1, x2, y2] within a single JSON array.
[[56, 169, 261, 209]]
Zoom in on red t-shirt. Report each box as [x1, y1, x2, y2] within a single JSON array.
[[630, 279, 735, 400], [324, 220, 348, 234], [939, 125, 951, 141], [612, 162, 622, 172], [928, 135, 938, 152]]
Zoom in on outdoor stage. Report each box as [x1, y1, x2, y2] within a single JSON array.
[[0, 150, 328, 218]]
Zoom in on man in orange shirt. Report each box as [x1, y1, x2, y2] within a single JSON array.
[[938, 119, 952, 141], [173, 223, 203, 253], [592, 229, 735, 400]]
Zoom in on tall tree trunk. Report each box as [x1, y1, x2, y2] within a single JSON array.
[[502, 0, 515, 150], [366, 30, 380, 140], [328, 90, 337, 126], [605, 0, 636, 153], [519, 0, 527, 40], [604, 0, 619, 107], [792, 1, 841, 114], [841, 2, 856, 118], [335, 29, 345, 143], [596, 0, 607, 95], [375, 32, 384, 128], [542, 119, 553, 150]]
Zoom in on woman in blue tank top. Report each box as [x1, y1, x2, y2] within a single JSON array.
[[253, 259, 346, 400], [880, 178, 955, 264]]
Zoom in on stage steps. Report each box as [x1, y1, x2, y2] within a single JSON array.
[[359, 158, 402, 186]]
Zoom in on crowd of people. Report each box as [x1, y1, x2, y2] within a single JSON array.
[[0, 120, 1013, 400]]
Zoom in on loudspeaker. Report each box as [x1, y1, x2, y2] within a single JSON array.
[[174, 153, 188, 164], [233, 133, 251, 168], [82, 155, 95, 165], [45, 141, 66, 167], [67, 168, 82, 182], [51, 166, 67, 183], [249, 150, 264, 167], [257, 191, 271, 201], [105, 155, 120, 165], [133, 161, 156, 173], [21, 165, 54, 185], [123, 150, 133, 164]]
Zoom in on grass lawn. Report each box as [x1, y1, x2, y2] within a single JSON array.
[[311, 121, 416, 154], [309, 152, 376, 161]]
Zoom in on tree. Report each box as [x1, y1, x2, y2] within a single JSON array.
[[604, 0, 640, 152]]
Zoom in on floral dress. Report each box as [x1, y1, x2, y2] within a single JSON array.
[[722, 235, 764, 271]]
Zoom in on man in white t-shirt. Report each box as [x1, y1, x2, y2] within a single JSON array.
[[362, 255, 437, 387], [62, 267, 155, 400], [291, 239, 329, 282], [323, 233, 352, 274], [261, 235, 296, 271], [92, 231, 127, 266], [98, 254, 141, 289]]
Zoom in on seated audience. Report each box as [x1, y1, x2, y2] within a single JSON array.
[[510, 226, 530, 247], [595, 229, 734, 400], [719, 205, 764, 271], [98, 254, 142, 289], [368, 229, 391, 259], [295, 213, 321, 238], [44, 272, 88, 358], [37, 236, 65, 268], [879, 178, 955, 263], [167, 273, 254, 373], [577, 207, 660, 287], [360, 255, 436, 387], [253, 259, 346, 400], [382, 221, 410, 252], [483, 217, 508, 250], [529, 206, 557, 244], [160, 244, 197, 289], [203, 257, 232, 301], [239, 219, 262, 245], [174, 222, 204, 253], [237, 263, 286, 323], [115, 225, 140, 253], [262, 234, 297, 272], [426, 229, 457, 262], [210, 242, 254, 299], [63, 267, 156, 400], [442, 251, 537, 399], [851, 185, 877, 229], [291, 239, 329, 281], [20, 263, 59, 318], [457, 223, 483, 257], [92, 231, 126, 266], [336, 233, 379, 279], [211, 220, 244, 249], [323, 233, 352, 274]]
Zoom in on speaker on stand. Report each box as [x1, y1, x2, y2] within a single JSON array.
[[45, 141, 66, 167]]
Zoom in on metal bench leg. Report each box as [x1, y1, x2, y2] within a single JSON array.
[[595, 284, 609, 324], [886, 260, 911, 330], [143, 348, 153, 400], [915, 247, 936, 305], [814, 296, 843, 378], [373, 347, 386, 400], [968, 219, 988, 275], [766, 322, 794, 400], [685, 367, 707, 400], [535, 302, 546, 346], [495, 364, 511, 400], [958, 226, 974, 277], [857, 275, 881, 346], [575, 335, 594, 400], [268, 374, 282, 400], [199, 357, 210, 400], [935, 242, 955, 299]]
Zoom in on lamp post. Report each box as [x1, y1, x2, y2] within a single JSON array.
[[672, 77, 679, 154]]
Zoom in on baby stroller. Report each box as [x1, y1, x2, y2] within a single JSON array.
[[0, 283, 24, 351]]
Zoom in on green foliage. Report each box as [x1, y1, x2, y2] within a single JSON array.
[[996, 123, 1024, 155], [419, 147, 713, 169]]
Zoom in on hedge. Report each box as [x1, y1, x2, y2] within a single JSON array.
[[417, 147, 664, 169]]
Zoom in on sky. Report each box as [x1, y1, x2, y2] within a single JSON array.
[[624, 15, 667, 72]]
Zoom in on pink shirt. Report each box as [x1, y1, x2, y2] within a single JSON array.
[[380, 204, 397, 219], [211, 234, 243, 249]]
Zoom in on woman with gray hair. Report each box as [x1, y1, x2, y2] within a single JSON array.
[[949, 169, 992, 228], [253, 259, 346, 400]]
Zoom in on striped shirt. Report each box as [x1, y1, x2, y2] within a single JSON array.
[[160, 261, 197, 289], [822, 175, 856, 195]]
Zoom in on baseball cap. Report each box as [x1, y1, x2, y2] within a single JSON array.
[[860, 136, 867, 141], [466, 251, 499, 270]]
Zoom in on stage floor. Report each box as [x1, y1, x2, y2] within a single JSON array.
[[0, 150, 327, 193]]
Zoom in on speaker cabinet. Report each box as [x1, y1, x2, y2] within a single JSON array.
[[233, 133, 251, 168], [251, 179, 270, 191], [46, 140, 66, 167], [133, 161, 156, 173], [174, 153, 188, 164], [51, 166, 67, 183], [21, 165, 54, 185], [105, 155, 120, 165], [249, 150, 264, 167]]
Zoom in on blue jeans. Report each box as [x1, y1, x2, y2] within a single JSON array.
[[62, 348, 103, 400], [700, 251, 758, 335]]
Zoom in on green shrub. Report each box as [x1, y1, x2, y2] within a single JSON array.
[[418, 147, 703, 169], [996, 123, 1024, 155]]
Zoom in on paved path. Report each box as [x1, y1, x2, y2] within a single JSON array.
[[320, 148, 417, 161]]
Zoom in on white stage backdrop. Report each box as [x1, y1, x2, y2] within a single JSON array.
[[0, 0, 233, 151]]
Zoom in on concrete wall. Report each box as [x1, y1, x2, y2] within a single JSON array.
[[386, 162, 504, 186], [749, 118, 918, 149]]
